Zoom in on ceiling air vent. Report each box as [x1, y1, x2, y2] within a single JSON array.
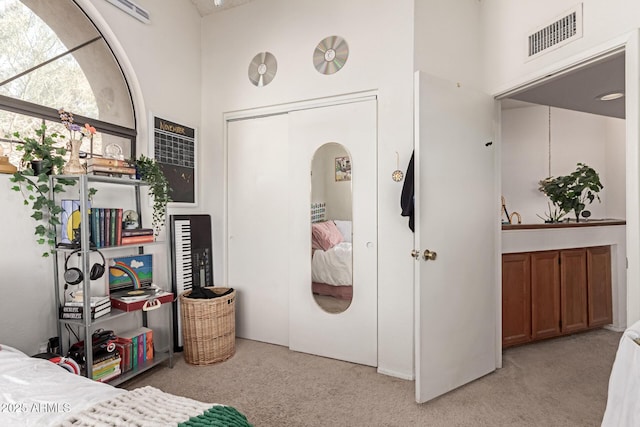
[[527, 4, 582, 60], [105, 0, 150, 24]]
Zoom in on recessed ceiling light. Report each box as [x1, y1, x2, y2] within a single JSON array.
[[597, 92, 624, 101], [213, 0, 223, 6]]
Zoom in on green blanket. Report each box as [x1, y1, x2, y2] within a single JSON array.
[[178, 405, 253, 427]]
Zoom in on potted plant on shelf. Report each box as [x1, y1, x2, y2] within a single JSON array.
[[131, 154, 171, 235], [9, 124, 76, 256], [538, 162, 604, 223]]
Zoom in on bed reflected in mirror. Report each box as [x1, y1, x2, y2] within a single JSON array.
[[310, 142, 353, 313]]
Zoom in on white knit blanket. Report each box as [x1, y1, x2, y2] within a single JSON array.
[[54, 386, 216, 427]]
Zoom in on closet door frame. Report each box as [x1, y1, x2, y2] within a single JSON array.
[[223, 91, 378, 347]]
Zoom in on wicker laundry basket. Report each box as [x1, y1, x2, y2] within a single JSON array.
[[180, 287, 236, 365]]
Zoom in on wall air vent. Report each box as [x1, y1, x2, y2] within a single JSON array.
[[527, 4, 582, 60], [105, 0, 150, 24]]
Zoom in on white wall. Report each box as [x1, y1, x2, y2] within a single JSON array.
[[502, 105, 625, 223], [415, 0, 485, 90], [0, 0, 202, 355], [201, 0, 416, 378], [606, 117, 627, 219], [482, 0, 640, 94], [311, 143, 352, 221]]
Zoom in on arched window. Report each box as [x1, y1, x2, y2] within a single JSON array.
[[0, 0, 136, 166]]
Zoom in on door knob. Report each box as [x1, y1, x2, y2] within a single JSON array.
[[423, 249, 437, 261], [411, 249, 421, 260]]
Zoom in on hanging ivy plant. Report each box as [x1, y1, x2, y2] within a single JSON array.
[[8, 124, 75, 256], [132, 154, 171, 235]]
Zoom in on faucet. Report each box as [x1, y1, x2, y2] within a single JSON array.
[[509, 212, 522, 224]]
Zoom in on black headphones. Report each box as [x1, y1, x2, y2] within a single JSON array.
[[64, 249, 106, 285]]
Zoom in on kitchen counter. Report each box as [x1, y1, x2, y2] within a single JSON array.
[[501, 219, 626, 330], [502, 219, 626, 230]]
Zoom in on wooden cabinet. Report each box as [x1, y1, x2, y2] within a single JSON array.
[[502, 246, 611, 348], [587, 246, 613, 327], [531, 251, 561, 340], [502, 253, 531, 347], [560, 248, 588, 333]]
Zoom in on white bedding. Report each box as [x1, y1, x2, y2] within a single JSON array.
[[602, 320, 640, 426], [0, 344, 124, 426], [312, 241, 352, 286]]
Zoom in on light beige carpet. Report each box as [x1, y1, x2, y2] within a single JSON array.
[[123, 328, 621, 427]]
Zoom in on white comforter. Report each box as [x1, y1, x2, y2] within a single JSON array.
[[602, 320, 640, 426], [0, 344, 124, 426], [312, 242, 352, 286]]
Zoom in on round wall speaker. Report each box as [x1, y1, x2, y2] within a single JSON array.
[[248, 52, 277, 87], [313, 35, 349, 75]]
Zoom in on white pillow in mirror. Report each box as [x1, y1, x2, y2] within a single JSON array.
[[333, 220, 352, 243]]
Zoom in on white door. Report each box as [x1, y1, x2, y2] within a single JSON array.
[[227, 114, 290, 346], [289, 99, 378, 366], [414, 72, 498, 402]]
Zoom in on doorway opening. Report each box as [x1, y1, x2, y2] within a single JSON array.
[[498, 49, 628, 351]]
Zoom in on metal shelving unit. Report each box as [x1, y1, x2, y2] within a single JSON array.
[[51, 174, 173, 382]]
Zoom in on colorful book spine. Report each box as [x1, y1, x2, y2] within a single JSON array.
[[104, 208, 111, 247], [137, 333, 145, 367], [86, 158, 133, 168], [99, 209, 105, 247], [116, 208, 123, 246], [132, 336, 138, 369], [121, 228, 154, 237], [114, 342, 131, 373], [121, 235, 154, 245], [141, 327, 153, 360]]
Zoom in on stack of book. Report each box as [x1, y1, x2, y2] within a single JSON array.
[[87, 158, 136, 178], [90, 207, 123, 247], [60, 296, 111, 320], [92, 352, 121, 382], [115, 327, 153, 372], [121, 227, 154, 245]]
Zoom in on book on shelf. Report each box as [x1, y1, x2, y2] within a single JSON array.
[[90, 207, 124, 248], [114, 340, 132, 373], [120, 234, 154, 245], [96, 368, 121, 383], [92, 350, 119, 365], [60, 199, 90, 245], [104, 208, 111, 247], [87, 163, 136, 173], [121, 228, 154, 237], [65, 295, 110, 307], [86, 158, 133, 168], [87, 165, 136, 176], [117, 327, 153, 369], [92, 354, 120, 371], [116, 209, 123, 246], [60, 305, 111, 320], [61, 300, 111, 312]]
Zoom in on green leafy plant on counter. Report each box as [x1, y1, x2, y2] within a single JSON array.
[[131, 154, 171, 235], [538, 163, 604, 223]]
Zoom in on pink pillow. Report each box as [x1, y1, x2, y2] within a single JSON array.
[[312, 221, 343, 251]]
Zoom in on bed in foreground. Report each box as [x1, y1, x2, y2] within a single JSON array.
[[311, 220, 353, 300], [0, 344, 251, 426]]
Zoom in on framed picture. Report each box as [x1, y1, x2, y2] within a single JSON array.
[[150, 113, 197, 206], [335, 156, 351, 181]]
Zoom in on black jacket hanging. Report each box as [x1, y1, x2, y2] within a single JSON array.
[[400, 151, 415, 232]]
